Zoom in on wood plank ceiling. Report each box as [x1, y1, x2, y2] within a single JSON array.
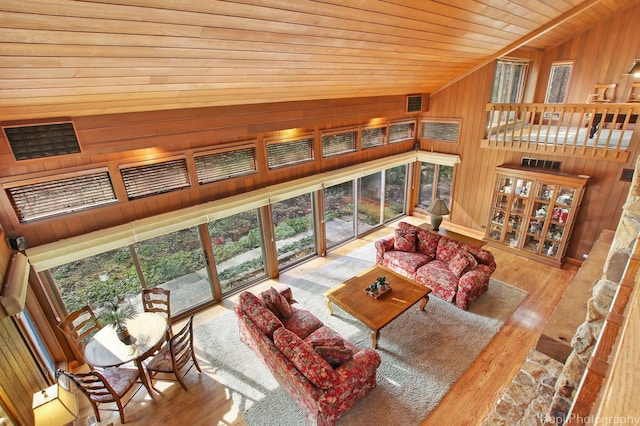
[[0, 0, 638, 121]]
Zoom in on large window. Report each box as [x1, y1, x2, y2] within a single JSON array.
[[49, 246, 140, 319], [40, 156, 433, 330], [545, 61, 573, 104], [416, 162, 453, 210], [135, 226, 211, 315], [384, 165, 407, 222], [357, 172, 383, 234], [272, 194, 316, 270], [324, 181, 355, 248], [209, 210, 267, 295], [492, 58, 529, 104]]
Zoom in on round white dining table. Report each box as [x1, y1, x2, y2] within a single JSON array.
[[84, 312, 167, 396]]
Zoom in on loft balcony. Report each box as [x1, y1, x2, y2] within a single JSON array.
[[482, 103, 640, 162]]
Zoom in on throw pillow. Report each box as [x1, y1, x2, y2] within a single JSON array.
[[448, 251, 477, 277], [273, 327, 337, 388], [261, 289, 278, 315], [271, 288, 292, 318], [239, 292, 283, 337], [394, 228, 417, 252], [314, 345, 353, 368], [463, 251, 478, 271], [416, 229, 440, 258]]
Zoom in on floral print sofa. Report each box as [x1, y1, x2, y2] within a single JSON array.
[[375, 221, 497, 310], [235, 285, 381, 426]]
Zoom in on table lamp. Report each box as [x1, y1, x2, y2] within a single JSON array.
[[426, 198, 450, 231], [33, 383, 78, 426]]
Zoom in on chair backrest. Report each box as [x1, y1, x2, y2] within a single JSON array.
[[169, 315, 195, 371], [141, 288, 171, 325], [58, 305, 102, 351], [626, 82, 640, 103], [587, 83, 617, 103], [57, 369, 117, 403]]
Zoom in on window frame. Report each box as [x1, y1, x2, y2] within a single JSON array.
[[419, 118, 462, 144], [3, 168, 117, 222], [360, 125, 387, 150], [544, 60, 574, 104], [388, 119, 416, 144], [119, 156, 191, 200], [194, 142, 258, 184], [265, 134, 315, 169], [492, 58, 529, 104], [321, 127, 358, 158]]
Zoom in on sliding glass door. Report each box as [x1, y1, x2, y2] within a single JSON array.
[[208, 209, 267, 295], [384, 165, 407, 222], [272, 193, 316, 270], [324, 181, 355, 248], [357, 172, 383, 234], [135, 226, 210, 315]]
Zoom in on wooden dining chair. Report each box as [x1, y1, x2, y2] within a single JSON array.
[[145, 315, 201, 391], [57, 367, 142, 424], [141, 288, 172, 337], [57, 305, 103, 359]]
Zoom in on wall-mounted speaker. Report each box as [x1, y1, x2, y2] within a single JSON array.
[[7, 236, 27, 251]]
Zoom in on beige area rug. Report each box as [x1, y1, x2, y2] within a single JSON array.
[[194, 244, 528, 425]]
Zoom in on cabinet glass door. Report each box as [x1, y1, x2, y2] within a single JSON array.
[[539, 185, 574, 259], [489, 176, 531, 247]]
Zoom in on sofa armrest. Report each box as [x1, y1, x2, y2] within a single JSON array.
[[458, 264, 493, 292], [375, 235, 395, 264], [335, 348, 381, 381]]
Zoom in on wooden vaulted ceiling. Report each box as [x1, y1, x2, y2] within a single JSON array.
[[0, 0, 638, 122]]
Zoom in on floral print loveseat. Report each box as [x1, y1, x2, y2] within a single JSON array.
[[375, 221, 497, 310], [235, 285, 381, 426]]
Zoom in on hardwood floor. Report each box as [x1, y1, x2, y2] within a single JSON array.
[[74, 221, 578, 426]]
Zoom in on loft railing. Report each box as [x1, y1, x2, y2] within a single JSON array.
[[482, 103, 640, 162]]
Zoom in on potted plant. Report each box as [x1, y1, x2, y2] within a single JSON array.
[[366, 276, 390, 298], [103, 298, 137, 343]]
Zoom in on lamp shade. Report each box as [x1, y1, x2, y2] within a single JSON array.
[[624, 58, 640, 77], [426, 199, 450, 216], [33, 384, 78, 426]]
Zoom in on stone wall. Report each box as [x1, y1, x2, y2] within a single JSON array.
[[546, 155, 640, 423], [485, 155, 640, 425]]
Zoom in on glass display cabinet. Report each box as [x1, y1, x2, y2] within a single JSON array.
[[485, 166, 588, 266]]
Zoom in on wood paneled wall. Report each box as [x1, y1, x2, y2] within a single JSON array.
[[0, 95, 416, 248], [424, 4, 640, 261], [0, 232, 46, 426]]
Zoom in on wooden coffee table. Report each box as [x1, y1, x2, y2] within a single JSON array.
[[325, 265, 431, 349]]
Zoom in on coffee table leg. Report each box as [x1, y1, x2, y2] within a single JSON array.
[[371, 330, 379, 349], [325, 299, 334, 315], [419, 295, 429, 311]]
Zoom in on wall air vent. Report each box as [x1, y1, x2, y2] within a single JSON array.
[[621, 168, 634, 182], [521, 157, 561, 170], [406, 95, 423, 112], [3, 122, 81, 160]]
